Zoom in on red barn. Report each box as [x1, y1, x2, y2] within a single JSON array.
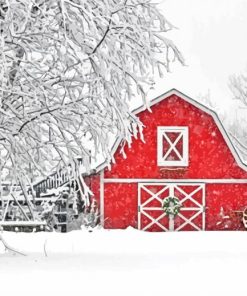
[[92, 89, 247, 231]]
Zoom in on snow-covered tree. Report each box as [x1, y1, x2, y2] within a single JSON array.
[[228, 71, 247, 163], [229, 72, 247, 106], [0, 0, 184, 203]]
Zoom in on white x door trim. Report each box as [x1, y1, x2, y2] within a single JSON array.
[[138, 182, 206, 232]]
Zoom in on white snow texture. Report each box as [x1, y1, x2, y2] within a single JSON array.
[[0, 228, 247, 296]]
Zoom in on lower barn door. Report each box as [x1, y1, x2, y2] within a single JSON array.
[[138, 183, 205, 231]]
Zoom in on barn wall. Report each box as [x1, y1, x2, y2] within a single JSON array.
[[104, 183, 137, 229], [98, 93, 247, 231], [104, 95, 247, 180], [206, 184, 247, 230], [103, 183, 247, 231], [85, 174, 101, 209]]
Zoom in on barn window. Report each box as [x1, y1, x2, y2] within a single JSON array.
[[157, 126, 189, 166]]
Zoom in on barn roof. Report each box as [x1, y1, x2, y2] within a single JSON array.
[[96, 88, 247, 173]]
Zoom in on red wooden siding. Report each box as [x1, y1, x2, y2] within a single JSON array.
[[104, 95, 247, 179], [206, 184, 247, 230], [85, 174, 100, 208], [104, 183, 137, 229], [103, 183, 247, 230]]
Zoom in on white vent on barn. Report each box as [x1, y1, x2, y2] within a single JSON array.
[[157, 126, 189, 166]]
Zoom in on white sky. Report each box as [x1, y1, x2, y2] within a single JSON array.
[[147, 0, 247, 121]]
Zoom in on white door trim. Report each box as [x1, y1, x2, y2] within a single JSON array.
[[138, 182, 206, 232]]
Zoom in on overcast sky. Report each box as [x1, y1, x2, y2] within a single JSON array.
[[147, 0, 247, 121]]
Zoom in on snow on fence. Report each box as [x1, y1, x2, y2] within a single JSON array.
[[0, 158, 89, 232]]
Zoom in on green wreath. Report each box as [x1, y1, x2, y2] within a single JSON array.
[[162, 196, 182, 216]]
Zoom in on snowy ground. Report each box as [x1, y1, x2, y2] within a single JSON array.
[[1, 228, 247, 296]]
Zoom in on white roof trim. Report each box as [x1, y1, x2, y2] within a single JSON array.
[[96, 88, 247, 174]]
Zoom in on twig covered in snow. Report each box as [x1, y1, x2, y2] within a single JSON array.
[[229, 73, 247, 107], [0, 0, 183, 208], [229, 72, 247, 162]]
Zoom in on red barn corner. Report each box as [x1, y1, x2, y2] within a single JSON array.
[[92, 89, 247, 231]]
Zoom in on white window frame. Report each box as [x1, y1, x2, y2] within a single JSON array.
[[157, 126, 189, 167]]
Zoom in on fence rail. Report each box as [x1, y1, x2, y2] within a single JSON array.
[[33, 158, 84, 197]]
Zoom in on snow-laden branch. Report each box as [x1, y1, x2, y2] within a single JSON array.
[[0, 0, 184, 195]]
